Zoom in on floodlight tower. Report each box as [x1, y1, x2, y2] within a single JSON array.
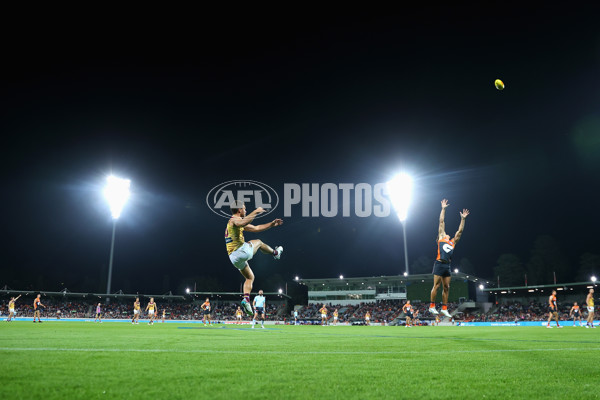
[[104, 175, 131, 300], [387, 173, 413, 276]]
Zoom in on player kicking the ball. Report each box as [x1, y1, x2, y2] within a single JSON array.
[[225, 200, 283, 316], [429, 199, 469, 318]]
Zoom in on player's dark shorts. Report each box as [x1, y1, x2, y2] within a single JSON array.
[[573, 311, 580, 317], [549, 307, 557, 314], [405, 312, 413, 319], [255, 307, 264, 315], [203, 310, 211, 315], [432, 260, 451, 277]]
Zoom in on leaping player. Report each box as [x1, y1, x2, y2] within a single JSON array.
[[225, 200, 283, 316], [429, 199, 469, 317]]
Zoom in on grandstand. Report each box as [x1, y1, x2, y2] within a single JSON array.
[[299, 272, 490, 305]]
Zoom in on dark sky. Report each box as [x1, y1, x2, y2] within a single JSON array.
[[2, 9, 599, 294]]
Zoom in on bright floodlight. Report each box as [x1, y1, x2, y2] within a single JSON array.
[[479, 284, 484, 290], [104, 175, 131, 219], [592, 276, 597, 282], [185, 288, 190, 294], [339, 275, 344, 279], [454, 268, 459, 273], [403, 272, 408, 277], [294, 276, 300, 281], [278, 288, 283, 294], [386, 173, 412, 222]]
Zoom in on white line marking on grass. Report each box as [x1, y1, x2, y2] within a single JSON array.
[[1, 347, 600, 355]]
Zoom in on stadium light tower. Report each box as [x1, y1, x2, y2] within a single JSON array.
[[592, 276, 597, 283], [387, 173, 413, 275], [103, 175, 131, 300]]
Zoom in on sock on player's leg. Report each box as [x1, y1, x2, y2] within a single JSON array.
[[430, 302, 435, 308], [442, 304, 448, 310], [244, 293, 250, 303]]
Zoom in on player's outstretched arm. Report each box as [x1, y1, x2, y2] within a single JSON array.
[[453, 209, 470, 243], [245, 218, 283, 233], [230, 207, 266, 227], [438, 199, 449, 238]]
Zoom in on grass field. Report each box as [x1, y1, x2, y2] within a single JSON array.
[[1, 322, 599, 400]]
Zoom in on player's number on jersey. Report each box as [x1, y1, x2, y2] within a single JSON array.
[[442, 243, 453, 253]]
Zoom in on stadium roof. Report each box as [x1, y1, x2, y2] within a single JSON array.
[[483, 281, 598, 295], [298, 272, 491, 290]]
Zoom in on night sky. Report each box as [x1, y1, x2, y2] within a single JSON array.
[[2, 9, 599, 294]]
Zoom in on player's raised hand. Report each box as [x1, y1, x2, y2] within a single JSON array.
[[255, 207, 265, 214], [271, 218, 283, 227], [441, 199, 449, 209], [460, 209, 470, 218]]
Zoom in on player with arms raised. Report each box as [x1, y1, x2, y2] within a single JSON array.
[[429, 199, 469, 317], [225, 200, 283, 316], [6, 295, 20, 322]]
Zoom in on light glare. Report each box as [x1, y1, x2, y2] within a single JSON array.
[[386, 173, 412, 221], [104, 175, 131, 219]]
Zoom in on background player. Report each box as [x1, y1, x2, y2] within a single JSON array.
[[132, 298, 141, 324], [94, 303, 102, 323], [429, 199, 469, 317], [225, 201, 283, 316], [319, 305, 328, 326], [252, 290, 266, 329], [145, 297, 157, 325], [201, 298, 211, 327], [365, 311, 371, 326], [402, 301, 413, 327], [6, 295, 20, 322], [235, 307, 243, 324], [333, 309, 339, 326], [293, 309, 298, 325], [162, 309, 166, 323], [547, 290, 562, 328], [570, 302, 582, 327], [33, 294, 44, 323], [586, 289, 595, 328]]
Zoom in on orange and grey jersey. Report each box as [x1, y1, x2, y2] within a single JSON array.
[[436, 239, 455, 263], [549, 295, 557, 309]]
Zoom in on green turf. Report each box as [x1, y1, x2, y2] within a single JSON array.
[[1, 322, 599, 399]]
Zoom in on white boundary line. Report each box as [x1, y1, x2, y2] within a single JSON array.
[[1, 347, 599, 355]]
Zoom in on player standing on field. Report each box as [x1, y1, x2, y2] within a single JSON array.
[[225, 200, 283, 316], [252, 290, 266, 329], [33, 294, 44, 323], [201, 298, 211, 327], [547, 290, 562, 328], [402, 301, 413, 327], [429, 199, 470, 317], [94, 303, 102, 323], [319, 305, 328, 326], [570, 302, 582, 327], [586, 289, 595, 328], [145, 298, 157, 325], [132, 298, 141, 324], [235, 307, 243, 324]]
